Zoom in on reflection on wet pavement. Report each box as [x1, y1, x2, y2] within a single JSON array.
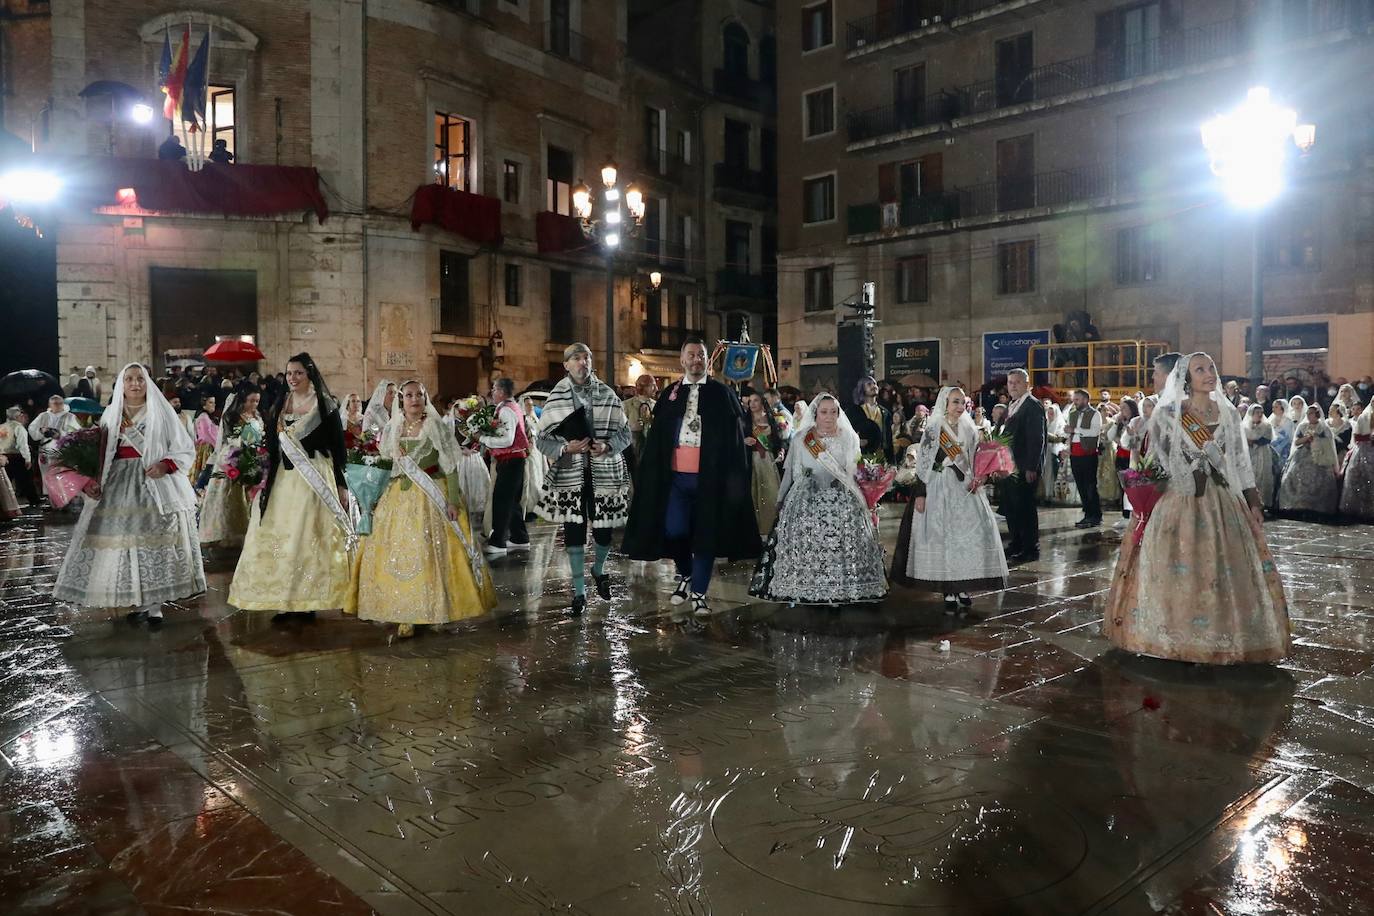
[[2, 506, 1373, 913]]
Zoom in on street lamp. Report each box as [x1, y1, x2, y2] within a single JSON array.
[[1201, 87, 1315, 385], [574, 161, 647, 382]]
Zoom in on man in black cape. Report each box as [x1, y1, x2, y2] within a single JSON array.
[[623, 338, 760, 616], [993, 367, 1046, 562]]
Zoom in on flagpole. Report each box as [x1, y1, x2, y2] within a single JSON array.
[[202, 25, 213, 167]]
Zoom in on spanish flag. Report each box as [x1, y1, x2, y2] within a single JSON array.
[[159, 26, 190, 120]]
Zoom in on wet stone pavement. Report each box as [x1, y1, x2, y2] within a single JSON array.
[[2, 506, 1373, 915]]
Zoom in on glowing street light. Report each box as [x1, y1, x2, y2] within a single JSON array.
[[130, 102, 156, 125], [572, 161, 649, 381], [0, 168, 62, 204], [1200, 87, 1315, 384]]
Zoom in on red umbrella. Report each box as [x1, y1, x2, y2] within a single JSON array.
[[203, 339, 265, 362]]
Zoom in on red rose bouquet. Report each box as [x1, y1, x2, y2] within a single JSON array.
[[855, 452, 897, 528], [1119, 455, 1167, 546], [40, 426, 102, 508]]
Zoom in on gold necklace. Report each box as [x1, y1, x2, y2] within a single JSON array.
[[402, 416, 425, 437]]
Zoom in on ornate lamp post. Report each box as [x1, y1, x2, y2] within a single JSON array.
[[573, 162, 646, 383], [1201, 87, 1315, 385]]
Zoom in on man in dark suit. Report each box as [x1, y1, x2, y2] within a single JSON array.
[[994, 367, 1046, 562]]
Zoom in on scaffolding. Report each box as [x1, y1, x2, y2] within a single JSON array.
[[1026, 339, 1172, 398]]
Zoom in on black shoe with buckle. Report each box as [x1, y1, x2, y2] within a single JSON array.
[[570, 594, 586, 616], [593, 572, 611, 601], [670, 576, 690, 605]]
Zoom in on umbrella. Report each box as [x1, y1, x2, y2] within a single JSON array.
[[0, 369, 62, 403], [896, 372, 938, 389], [65, 396, 103, 416], [203, 339, 265, 362]]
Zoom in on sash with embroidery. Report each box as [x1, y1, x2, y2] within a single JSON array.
[[278, 426, 358, 552], [397, 454, 485, 581], [1180, 409, 1214, 450]]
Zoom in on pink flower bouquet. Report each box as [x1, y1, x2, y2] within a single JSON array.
[[974, 433, 1016, 480], [1119, 457, 1168, 546], [855, 453, 897, 527]]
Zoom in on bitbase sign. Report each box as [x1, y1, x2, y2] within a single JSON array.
[[983, 330, 1050, 383], [883, 339, 940, 379]]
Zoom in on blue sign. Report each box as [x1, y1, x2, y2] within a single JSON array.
[[983, 330, 1051, 383], [722, 343, 761, 382]]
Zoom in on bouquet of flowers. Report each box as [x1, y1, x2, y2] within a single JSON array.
[[974, 431, 1017, 480], [1119, 455, 1168, 546], [216, 444, 268, 490], [344, 429, 391, 535], [40, 426, 102, 508], [854, 452, 897, 528], [463, 402, 501, 443]]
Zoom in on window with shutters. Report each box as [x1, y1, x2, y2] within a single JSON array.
[[804, 266, 833, 312], [879, 153, 943, 224], [546, 144, 574, 215], [505, 263, 522, 306], [1096, 2, 1167, 81], [896, 255, 929, 303], [803, 173, 836, 224], [1262, 204, 1320, 271], [803, 86, 835, 138], [434, 112, 472, 191], [1116, 225, 1162, 285], [549, 269, 574, 340], [997, 240, 1036, 294], [802, 2, 833, 52]]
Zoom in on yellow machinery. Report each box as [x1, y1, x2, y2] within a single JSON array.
[[1026, 340, 1172, 399]]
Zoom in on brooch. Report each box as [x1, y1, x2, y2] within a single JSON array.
[[668, 384, 679, 402]]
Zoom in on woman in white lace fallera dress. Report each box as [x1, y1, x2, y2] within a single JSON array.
[[750, 394, 887, 605], [1242, 404, 1277, 511], [53, 364, 205, 626], [1279, 404, 1340, 518], [895, 386, 1008, 613], [1340, 401, 1374, 522]]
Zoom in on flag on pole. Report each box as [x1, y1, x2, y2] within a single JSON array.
[[161, 25, 190, 120], [180, 31, 211, 130], [157, 28, 172, 92]]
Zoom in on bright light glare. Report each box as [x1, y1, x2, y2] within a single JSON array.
[[1200, 86, 1301, 209], [604, 188, 620, 202], [605, 209, 622, 224], [0, 169, 62, 204], [130, 103, 156, 125], [605, 232, 621, 248]]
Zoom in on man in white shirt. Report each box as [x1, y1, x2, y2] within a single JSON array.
[[479, 378, 531, 554], [2, 406, 38, 504], [1065, 388, 1104, 527], [28, 395, 81, 503]]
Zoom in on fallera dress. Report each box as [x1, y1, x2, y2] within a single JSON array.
[[1278, 421, 1340, 517], [1339, 408, 1374, 522], [1105, 391, 1289, 665], [229, 402, 351, 612], [748, 420, 781, 537], [347, 434, 496, 625], [198, 416, 264, 546]]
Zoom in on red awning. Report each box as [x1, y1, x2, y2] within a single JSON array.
[[409, 184, 503, 246], [67, 157, 329, 222], [536, 210, 589, 254]]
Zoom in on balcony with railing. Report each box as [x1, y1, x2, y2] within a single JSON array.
[[715, 268, 777, 301], [847, 164, 1119, 240], [640, 145, 695, 186], [543, 22, 595, 69], [956, 163, 1115, 219], [954, 19, 1244, 120], [712, 69, 777, 111], [846, 92, 960, 146], [641, 325, 697, 351], [713, 163, 776, 206], [846, 193, 960, 235], [846, 0, 954, 53]]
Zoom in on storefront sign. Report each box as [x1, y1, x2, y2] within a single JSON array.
[[883, 338, 940, 380], [982, 330, 1051, 383], [1245, 322, 1329, 352]]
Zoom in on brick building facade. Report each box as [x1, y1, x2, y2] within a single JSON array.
[[775, 0, 1374, 394]]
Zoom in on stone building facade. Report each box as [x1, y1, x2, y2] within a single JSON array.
[[775, 0, 1374, 394]]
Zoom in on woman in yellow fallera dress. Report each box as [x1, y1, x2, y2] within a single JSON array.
[[229, 353, 353, 616], [347, 380, 496, 637]]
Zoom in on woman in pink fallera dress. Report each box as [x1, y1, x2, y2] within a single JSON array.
[[1104, 353, 1289, 664]]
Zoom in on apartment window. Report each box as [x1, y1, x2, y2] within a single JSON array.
[[802, 2, 834, 52], [549, 268, 574, 340], [804, 266, 833, 312], [676, 129, 692, 163], [209, 85, 236, 160], [434, 112, 472, 192], [997, 240, 1037, 294], [803, 86, 835, 138], [1263, 206, 1320, 271], [505, 263, 522, 307], [439, 251, 471, 334], [803, 174, 836, 223], [680, 214, 694, 265], [723, 23, 750, 78], [896, 255, 930, 303], [644, 106, 663, 160], [1116, 225, 1162, 284], [725, 220, 752, 273], [546, 144, 574, 215], [502, 160, 521, 203]]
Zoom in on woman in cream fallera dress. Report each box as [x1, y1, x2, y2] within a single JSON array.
[[229, 354, 352, 613], [347, 381, 495, 636], [1104, 353, 1288, 664]]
